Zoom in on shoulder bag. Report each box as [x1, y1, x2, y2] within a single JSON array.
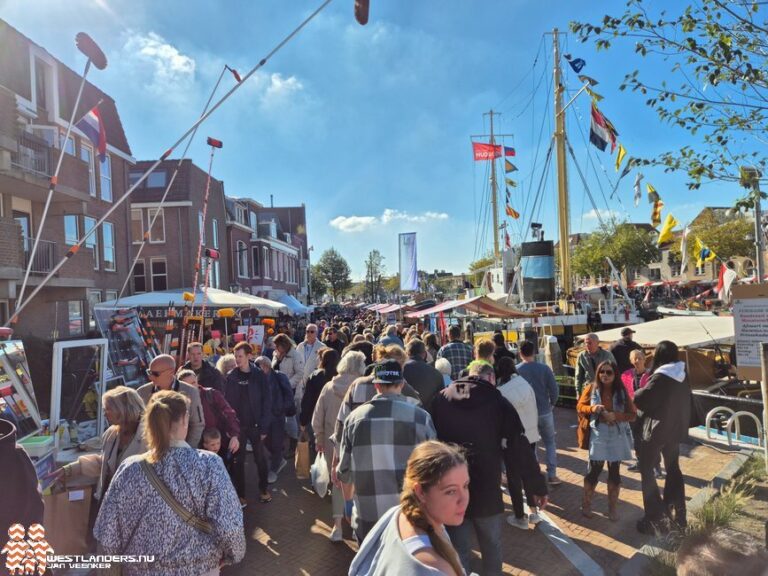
[[139, 459, 213, 534]]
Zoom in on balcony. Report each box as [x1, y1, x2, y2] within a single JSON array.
[[22, 237, 57, 274], [10, 131, 52, 178]]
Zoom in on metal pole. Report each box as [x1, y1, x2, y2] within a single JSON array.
[[552, 28, 572, 294], [759, 342, 768, 473], [755, 183, 765, 284]]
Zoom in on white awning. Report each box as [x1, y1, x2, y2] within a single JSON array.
[[587, 316, 734, 348], [96, 288, 290, 316]]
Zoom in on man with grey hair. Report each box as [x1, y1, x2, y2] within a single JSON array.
[[254, 356, 294, 484], [295, 323, 327, 385], [137, 354, 205, 447], [378, 324, 404, 348], [575, 333, 616, 397], [403, 338, 443, 408]]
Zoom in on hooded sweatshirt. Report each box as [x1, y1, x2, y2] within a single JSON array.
[[634, 361, 692, 445], [0, 419, 43, 533], [429, 377, 546, 518]]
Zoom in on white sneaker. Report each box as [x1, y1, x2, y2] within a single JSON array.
[[329, 525, 343, 542], [507, 516, 529, 530], [268, 471, 277, 484], [529, 512, 543, 525]]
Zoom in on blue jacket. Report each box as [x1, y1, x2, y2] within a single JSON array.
[[268, 370, 295, 418], [224, 363, 272, 432]]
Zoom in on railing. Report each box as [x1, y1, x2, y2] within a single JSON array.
[[10, 131, 52, 177], [22, 237, 57, 274]]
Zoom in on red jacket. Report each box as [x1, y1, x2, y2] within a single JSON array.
[[620, 369, 650, 400], [199, 387, 240, 441]]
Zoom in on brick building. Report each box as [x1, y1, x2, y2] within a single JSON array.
[[0, 21, 134, 338], [225, 197, 310, 304], [128, 159, 229, 294]]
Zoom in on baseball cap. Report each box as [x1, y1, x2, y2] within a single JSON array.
[[372, 360, 403, 385], [621, 327, 636, 336]]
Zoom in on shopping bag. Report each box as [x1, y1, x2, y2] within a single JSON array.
[[310, 452, 330, 498], [295, 433, 310, 479], [43, 485, 93, 555]]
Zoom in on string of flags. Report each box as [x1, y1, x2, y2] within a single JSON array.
[[471, 140, 521, 228]]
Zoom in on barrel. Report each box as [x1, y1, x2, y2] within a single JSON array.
[[520, 241, 555, 303]]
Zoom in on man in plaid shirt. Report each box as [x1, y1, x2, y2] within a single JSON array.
[[336, 360, 436, 541], [437, 324, 474, 380]]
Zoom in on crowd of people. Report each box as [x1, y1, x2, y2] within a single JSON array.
[[5, 314, 729, 575]]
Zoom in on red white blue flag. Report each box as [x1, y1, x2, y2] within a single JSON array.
[[76, 105, 106, 161]]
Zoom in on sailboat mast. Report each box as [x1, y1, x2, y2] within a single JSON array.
[[486, 109, 500, 260], [552, 28, 572, 293]]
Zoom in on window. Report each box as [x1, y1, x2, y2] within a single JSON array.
[[84, 216, 99, 270], [147, 171, 166, 188], [212, 261, 220, 289], [131, 209, 143, 244], [237, 241, 248, 278], [105, 290, 118, 302], [100, 154, 112, 202], [60, 133, 75, 156], [133, 260, 147, 293], [148, 208, 165, 243], [647, 268, 661, 281], [68, 301, 83, 336], [235, 205, 247, 225], [102, 221, 116, 271], [80, 144, 96, 196], [34, 57, 49, 111], [212, 219, 219, 249], [203, 257, 220, 289], [128, 171, 143, 187], [199, 211, 205, 245], [263, 247, 270, 279], [64, 215, 79, 245], [88, 290, 102, 330], [249, 211, 257, 230], [252, 247, 260, 277], [151, 259, 168, 291]]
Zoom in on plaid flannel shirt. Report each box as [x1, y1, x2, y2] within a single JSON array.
[[437, 340, 474, 380], [337, 394, 436, 541]]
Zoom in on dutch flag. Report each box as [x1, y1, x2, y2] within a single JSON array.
[[75, 105, 106, 161]]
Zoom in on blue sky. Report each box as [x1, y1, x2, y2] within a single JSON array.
[[3, 0, 760, 279]]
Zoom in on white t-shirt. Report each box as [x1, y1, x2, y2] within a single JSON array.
[[497, 375, 541, 444]]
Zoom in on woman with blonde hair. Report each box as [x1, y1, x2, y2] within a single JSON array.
[[94, 391, 245, 575], [349, 440, 468, 575], [215, 354, 236, 377], [51, 386, 146, 499]]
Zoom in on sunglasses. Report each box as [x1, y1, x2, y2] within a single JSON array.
[[307, 330, 316, 333], [146, 368, 172, 378], [598, 370, 614, 376]]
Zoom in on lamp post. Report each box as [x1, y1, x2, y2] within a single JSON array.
[[740, 167, 764, 284]]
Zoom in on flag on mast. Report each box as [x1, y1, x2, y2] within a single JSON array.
[[680, 226, 690, 274], [633, 173, 643, 207], [651, 200, 664, 227], [695, 237, 717, 268], [647, 183, 660, 203], [505, 160, 517, 173], [75, 105, 107, 161], [589, 102, 618, 152], [657, 213, 679, 246], [472, 142, 501, 161], [505, 203, 520, 219], [615, 144, 627, 172]]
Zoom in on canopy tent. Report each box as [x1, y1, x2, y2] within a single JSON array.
[[278, 294, 310, 315], [587, 316, 734, 349], [365, 303, 390, 311], [96, 288, 290, 316], [376, 304, 414, 314], [406, 295, 537, 319]]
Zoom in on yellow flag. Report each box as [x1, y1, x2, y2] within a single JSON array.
[[657, 213, 679, 246], [615, 144, 627, 172], [586, 87, 603, 102], [695, 237, 717, 267]]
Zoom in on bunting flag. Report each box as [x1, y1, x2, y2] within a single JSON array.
[[225, 65, 242, 83], [589, 102, 618, 152], [651, 200, 664, 227], [586, 87, 604, 102], [505, 159, 517, 173], [505, 178, 517, 188], [695, 237, 717, 267], [563, 53, 586, 73], [633, 173, 643, 207], [505, 229, 512, 249], [657, 213, 679, 246], [614, 144, 627, 172], [504, 146, 516, 157], [75, 104, 107, 161], [578, 74, 599, 86], [505, 203, 520, 219], [646, 183, 659, 203], [472, 141, 501, 161], [680, 226, 690, 274], [505, 188, 511, 202], [619, 158, 633, 180]]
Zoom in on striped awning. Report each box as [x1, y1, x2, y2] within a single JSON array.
[[405, 295, 537, 319]]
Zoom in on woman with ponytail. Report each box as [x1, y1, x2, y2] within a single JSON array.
[[349, 440, 469, 576], [94, 391, 245, 576]]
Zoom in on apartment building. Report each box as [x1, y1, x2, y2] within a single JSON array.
[[128, 159, 229, 294], [0, 21, 133, 338]]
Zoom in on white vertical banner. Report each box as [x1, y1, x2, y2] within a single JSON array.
[[399, 232, 418, 291]]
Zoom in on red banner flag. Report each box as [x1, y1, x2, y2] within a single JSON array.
[[472, 142, 502, 161]]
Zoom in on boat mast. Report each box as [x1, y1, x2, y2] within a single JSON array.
[[486, 109, 500, 261], [552, 28, 572, 293]]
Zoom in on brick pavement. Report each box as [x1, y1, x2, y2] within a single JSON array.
[[226, 407, 735, 575]]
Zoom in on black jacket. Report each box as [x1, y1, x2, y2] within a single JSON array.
[[634, 363, 692, 446], [609, 339, 643, 374], [429, 377, 546, 518], [0, 419, 43, 533], [300, 369, 332, 427], [493, 345, 516, 366], [182, 359, 225, 391], [224, 364, 272, 432], [403, 358, 444, 409]]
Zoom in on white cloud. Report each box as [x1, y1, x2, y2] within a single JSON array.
[[583, 208, 620, 222], [331, 209, 449, 233], [121, 31, 196, 100]]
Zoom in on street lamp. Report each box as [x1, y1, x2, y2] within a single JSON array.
[[740, 167, 765, 284]]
